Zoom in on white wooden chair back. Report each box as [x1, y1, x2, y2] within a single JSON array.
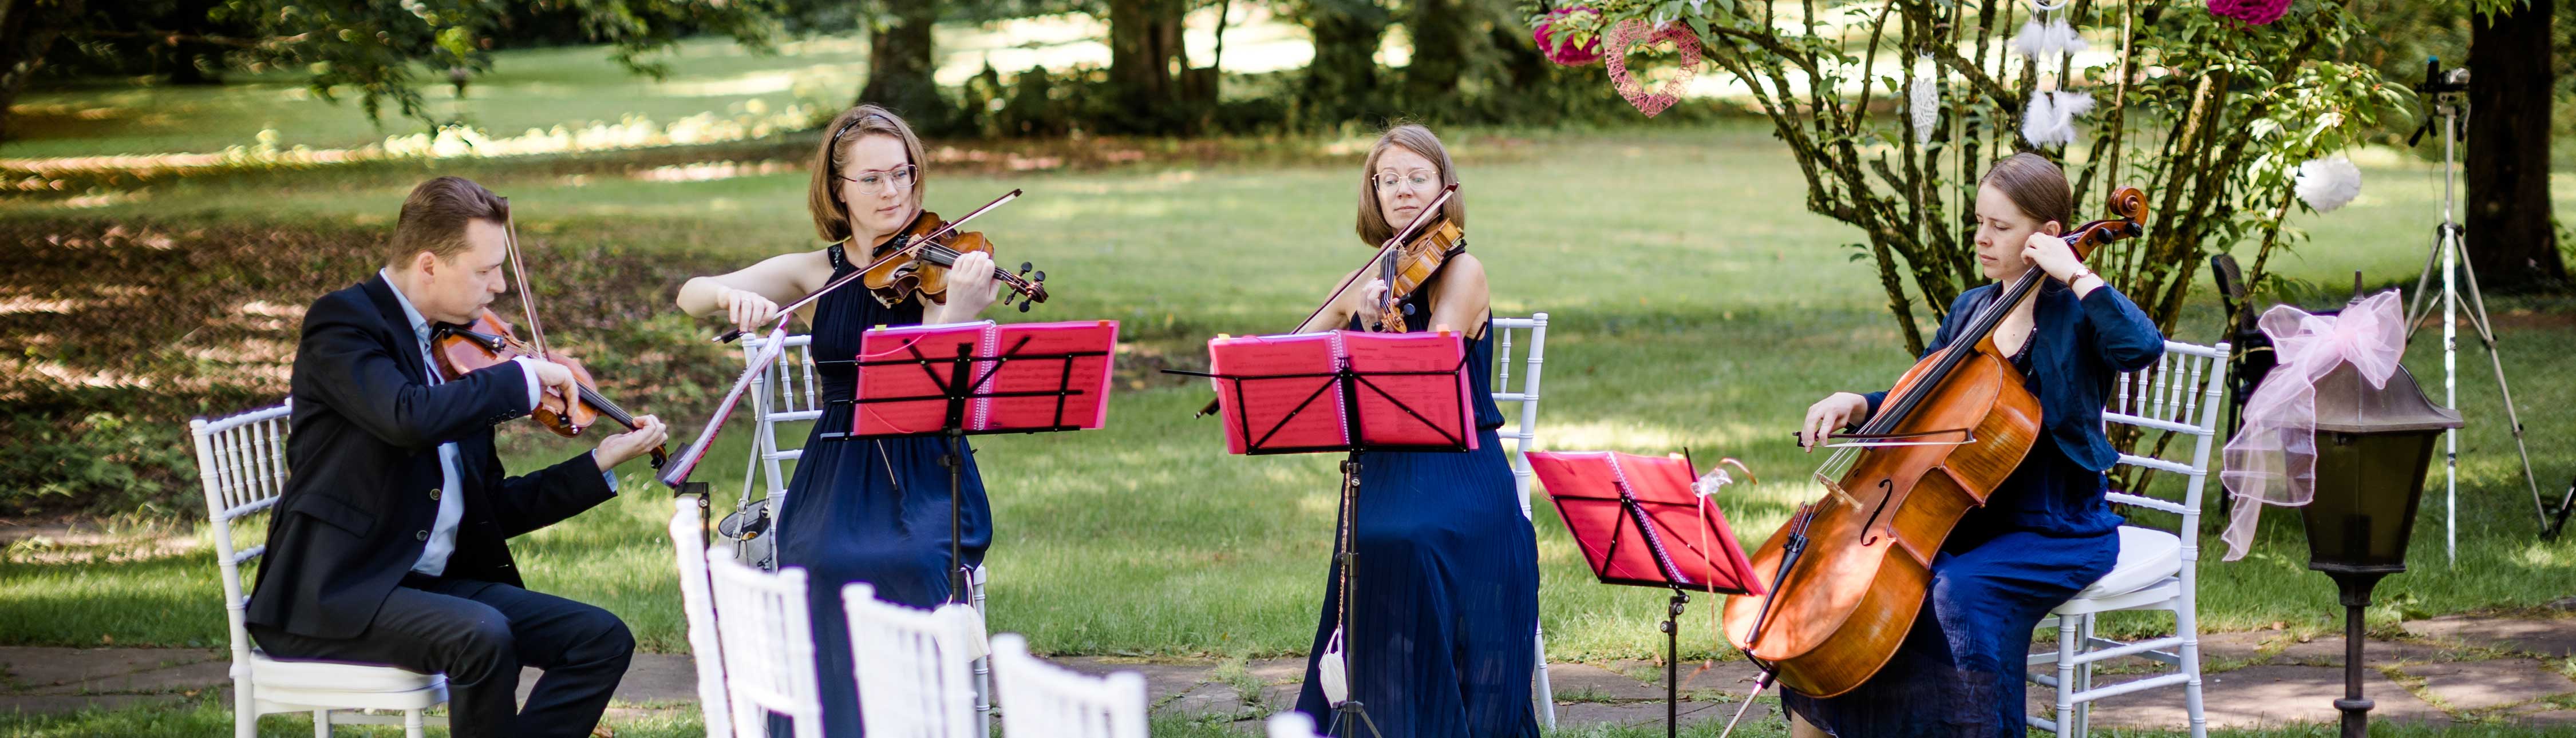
[[842, 583, 981, 738], [1488, 312, 1557, 728], [666, 500, 732, 738], [707, 546, 824, 737], [2103, 340, 2233, 560], [191, 400, 446, 738], [740, 332, 824, 505], [989, 633, 1148, 738]]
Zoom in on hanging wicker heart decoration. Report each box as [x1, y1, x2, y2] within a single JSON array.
[[1604, 19, 1701, 117]]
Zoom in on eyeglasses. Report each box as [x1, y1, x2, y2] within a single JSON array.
[[1371, 169, 1438, 192], [839, 164, 917, 195]]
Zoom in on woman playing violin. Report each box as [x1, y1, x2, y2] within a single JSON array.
[[1783, 153, 2164, 737], [672, 104, 998, 735], [1286, 124, 1541, 738]]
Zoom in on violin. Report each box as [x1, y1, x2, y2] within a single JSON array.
[[1192, 183, 1463, 416], [862, 209, 1049, 311], [1717, 188, 2150, 700], [1372, 219, 1467, 334], [434, 308, 667, 469], [432, 205, 668, 469], [710, 189, 1040, 344]]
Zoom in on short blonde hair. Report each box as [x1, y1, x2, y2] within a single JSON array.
[[1354, 124, 1467, 246], [807, 105, 930, 243]]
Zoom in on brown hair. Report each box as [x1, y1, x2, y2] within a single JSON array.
[[1354, 124, 1467, 246], [1980, 152, 2072, 231], [807, 104, 930, 243], [388, 176, 509, 269]]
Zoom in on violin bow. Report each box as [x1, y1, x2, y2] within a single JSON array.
[[713, 188, 1025, 344], [661, 323, 793, 490], [1193, 183, 1460, 417], [499, 202, 551, 360]]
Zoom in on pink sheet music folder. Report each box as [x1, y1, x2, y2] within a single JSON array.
[[852, 319, 1119, 437], [1526, 451, 1764, 594], [1208, 330, 1475, 455]]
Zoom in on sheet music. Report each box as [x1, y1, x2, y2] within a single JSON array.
[[855, 321, 993, 437], [1342, 331, 1473, 449], [976, 320, 1118, 431], [1210, 332, 1346, 454]]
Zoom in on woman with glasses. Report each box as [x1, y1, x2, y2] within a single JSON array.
[[1285, 124, 1542, 737], [674, 104, 998, 735]]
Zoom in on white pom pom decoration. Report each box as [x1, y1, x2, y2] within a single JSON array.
[[2021, 90, 2095, 148], [2011, 18, 2088, 59], [2294, 156, 2363, 213]]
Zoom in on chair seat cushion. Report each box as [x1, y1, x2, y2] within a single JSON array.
[[250, 650, 445, 693], [2073, 526, 2182, 600]]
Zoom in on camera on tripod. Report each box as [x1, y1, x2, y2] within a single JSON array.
[[2409, 57, 2470, 146]]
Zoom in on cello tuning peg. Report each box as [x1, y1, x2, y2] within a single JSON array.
[[1018, 300, 1033, 313], [1019, 261, 1033, 274], [1032, 271, 1045, 282]]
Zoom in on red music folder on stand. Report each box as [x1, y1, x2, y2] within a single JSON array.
[[1527, 451, 1763, 594], [848, 319, 1118, 438], [1204, 330, 1476, 455]]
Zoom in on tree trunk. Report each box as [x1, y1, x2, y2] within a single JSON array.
[[1107, 0, 1187, 133], [859, 1, 946, 132], [0, 0, 80, 142], [1302, 0, 1390, 124], [2466, 0, 2569, 291]]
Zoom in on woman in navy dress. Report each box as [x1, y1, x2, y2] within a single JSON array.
[[1785, 153, 2164, 737], [1282, 124, 1542, 738], [675, 105, 1001, 735]]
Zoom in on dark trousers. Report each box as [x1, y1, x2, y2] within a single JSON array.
[[249, 574, 634, 738]]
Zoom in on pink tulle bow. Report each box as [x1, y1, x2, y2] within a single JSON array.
[[2217, 290, 2406, 561], [1535, 7, 1605, 66]]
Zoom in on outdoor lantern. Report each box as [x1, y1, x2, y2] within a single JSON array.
[[2296, 362, 2462, 738]]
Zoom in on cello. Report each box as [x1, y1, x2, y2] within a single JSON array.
[[1718, 187, 2148, 700]]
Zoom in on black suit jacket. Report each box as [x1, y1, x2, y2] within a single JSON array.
[[247, 274, 616, 640]]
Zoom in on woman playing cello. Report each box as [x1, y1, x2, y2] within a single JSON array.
[[1781, 153, 2163, 737]]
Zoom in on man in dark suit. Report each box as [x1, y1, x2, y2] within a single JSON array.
[[246, 176, 668, 738]]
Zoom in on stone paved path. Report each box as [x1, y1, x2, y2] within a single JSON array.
[[6, 613, 2571, 733]]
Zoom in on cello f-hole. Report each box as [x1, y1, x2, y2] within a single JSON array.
[[1859, 478, 1896, 546]]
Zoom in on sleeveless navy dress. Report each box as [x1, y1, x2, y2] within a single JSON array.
[[774, 242, 993, 736], [1291, 289, 1543, 738]]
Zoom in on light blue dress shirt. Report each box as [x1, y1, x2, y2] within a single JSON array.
[[381, 270, 615, 577]]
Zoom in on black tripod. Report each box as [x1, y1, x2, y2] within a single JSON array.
[[2399, 57, 2557, 546]]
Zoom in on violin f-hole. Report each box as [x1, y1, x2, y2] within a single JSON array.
[[1859, 478, 1896, 546]]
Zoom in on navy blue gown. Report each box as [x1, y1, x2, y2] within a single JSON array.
[[1783, 281, 2163, 737], [775, 242, 993, 736], [1291, 291, 1543, 738]]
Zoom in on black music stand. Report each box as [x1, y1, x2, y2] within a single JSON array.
[[1527, 451, 1763, 738], [823, 322, 1116, 604], [1165, 333, 1475, 738]]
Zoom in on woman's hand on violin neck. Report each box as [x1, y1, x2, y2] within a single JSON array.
[[595, 414, 668, 471], [1800, 392, 1871, 453], [930, 250, 999, 324]]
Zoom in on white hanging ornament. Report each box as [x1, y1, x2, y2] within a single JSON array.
[[1909, 54, 1939, 147], [2295, 156, 2364, 212], [2021, 89, 2095, 148], [2011, 0, 2089, 59]]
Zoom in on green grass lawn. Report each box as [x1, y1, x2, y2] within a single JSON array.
[[5, 32, 2576, 737]]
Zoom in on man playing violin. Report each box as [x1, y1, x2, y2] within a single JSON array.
[[246, 176, 668, 738]]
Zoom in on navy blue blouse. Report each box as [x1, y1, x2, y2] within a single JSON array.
[[1862, 279, 2165, 473]]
